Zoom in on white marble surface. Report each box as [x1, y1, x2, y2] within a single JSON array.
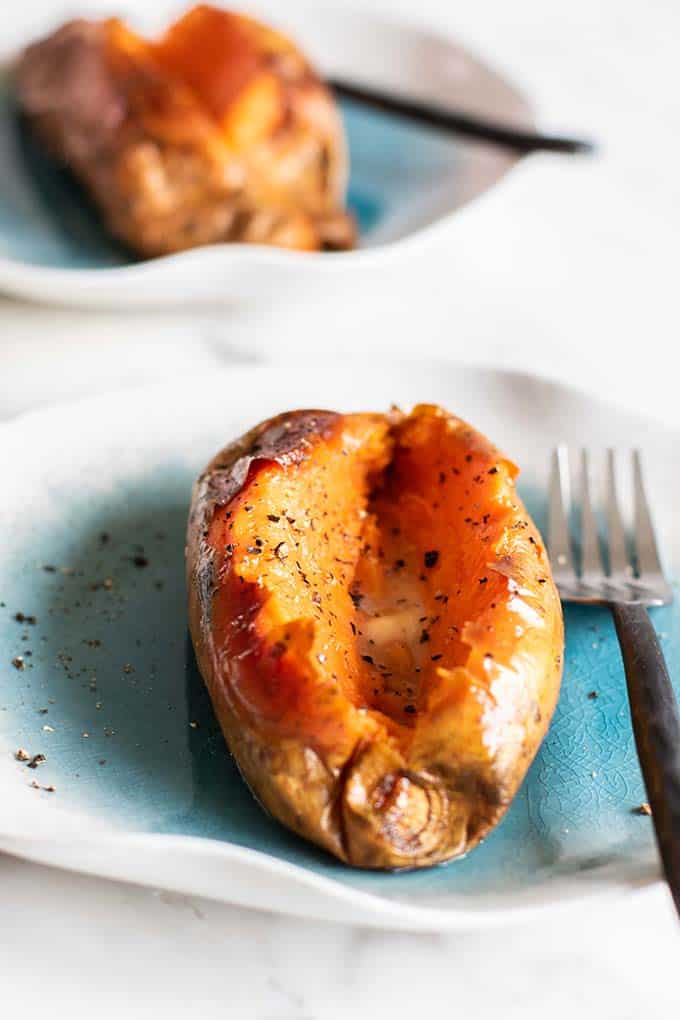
[[0, 854, 679, 1020], [2, 0, 680, 1015]]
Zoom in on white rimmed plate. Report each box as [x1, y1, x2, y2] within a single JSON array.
[[0, 0, 531, 306], [0, 358, 677, 930]]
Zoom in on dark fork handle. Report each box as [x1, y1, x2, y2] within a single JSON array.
[[328, 78, 595, 155], [612, 602, 680, 916]]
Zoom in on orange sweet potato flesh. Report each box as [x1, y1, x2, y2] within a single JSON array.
[[186, 406, 564, 869]]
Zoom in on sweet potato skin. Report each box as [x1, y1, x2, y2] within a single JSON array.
[[186, 407, 564, 869]]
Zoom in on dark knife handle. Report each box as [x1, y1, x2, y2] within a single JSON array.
[[328, 77, 595, 155], [612, 601, 680, 917]]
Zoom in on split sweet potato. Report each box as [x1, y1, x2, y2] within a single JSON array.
[[186, 405, 563, 869], [15, 5, 354, 255]]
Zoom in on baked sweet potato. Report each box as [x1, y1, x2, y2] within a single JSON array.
[[15, 5, 354, 255], [186, 405, 563, 869]]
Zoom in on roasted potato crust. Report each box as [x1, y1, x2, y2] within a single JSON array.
[[15, 6, 354, 256], [187, 406, 564, 869]]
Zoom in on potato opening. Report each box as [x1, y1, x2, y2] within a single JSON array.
[[218, 406, 514, 753]]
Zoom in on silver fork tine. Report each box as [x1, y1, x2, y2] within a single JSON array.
[[548, 446, 577, 585], [632, 450, 666, 580], [605, 449, 633, 583], [579, 449, 604, 585]]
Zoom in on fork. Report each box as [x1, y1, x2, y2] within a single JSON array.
[[328, 78, 594, 155], [549, 447, 680, 916]]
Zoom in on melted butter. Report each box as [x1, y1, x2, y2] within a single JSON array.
[[353, 564, 428, 724], [507, 594, 544, 629], [361, 607, 423, 647]]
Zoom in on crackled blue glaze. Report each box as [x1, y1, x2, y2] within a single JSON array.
[[0, 466, 673, 900], [0, 79, 457, 266]]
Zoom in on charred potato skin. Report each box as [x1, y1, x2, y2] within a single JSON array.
[[187, 407, 564, 869]]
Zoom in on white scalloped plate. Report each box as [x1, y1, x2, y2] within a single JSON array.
[[0, 0, 532, 306], [0, 359, 677, 929]]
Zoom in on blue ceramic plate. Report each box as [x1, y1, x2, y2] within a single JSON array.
[[0, 361, 677, 930], [0, 0, 530, 305]]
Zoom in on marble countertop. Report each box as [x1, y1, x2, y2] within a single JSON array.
[[1, 854, 679, 1019], [2, 0, 679, 1015]]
